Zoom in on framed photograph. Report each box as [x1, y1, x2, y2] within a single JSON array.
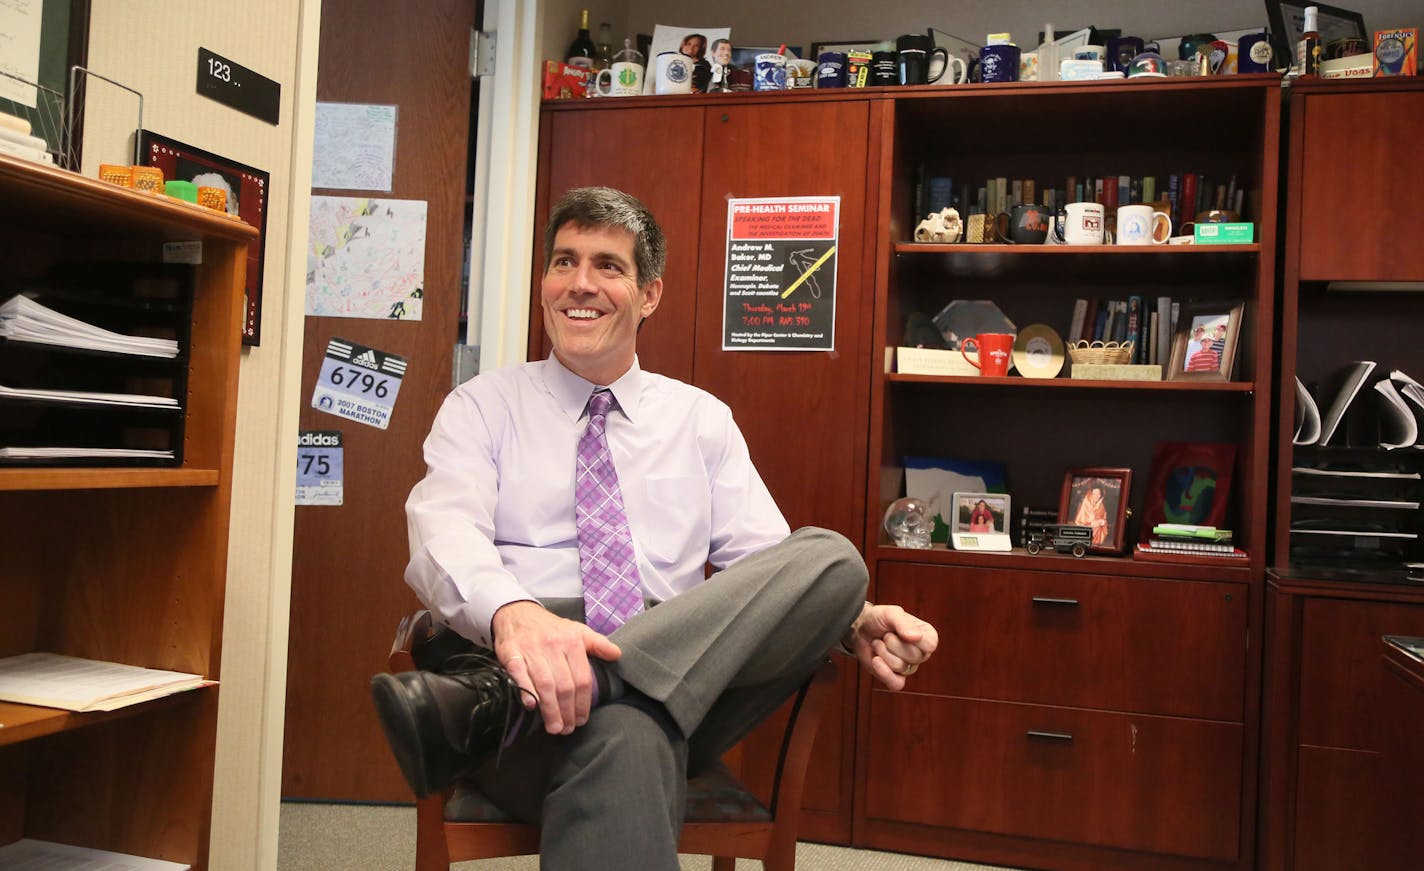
[[1167, 299, 1245, 382], [139, 130, 269, 346], [1058, 467, 1132, 553], [952, 491, 1010, 535], [1138, 442, 1235, 539], [809, 39, 884, 60], [1265, 1, 1367, 68]]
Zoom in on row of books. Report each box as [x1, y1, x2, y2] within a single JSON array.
[[1066, 295, 1179, 367], [915, 171, 1246, 225]]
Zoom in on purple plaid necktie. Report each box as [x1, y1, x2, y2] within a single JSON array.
[[575, 389, 644, 635]]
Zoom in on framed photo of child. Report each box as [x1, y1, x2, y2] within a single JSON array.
[[952, 491, 1010, 535], [1167, 300, 1245, 382], [1058, 467, 1132, 553]]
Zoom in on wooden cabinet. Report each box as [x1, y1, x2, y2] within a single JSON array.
[[0, 154, 248, 867], [534, 92, 879, 842], [857, 77, 1281, 871], [1262, 78, 1424, 871], [1261, 581, 1424, 871]]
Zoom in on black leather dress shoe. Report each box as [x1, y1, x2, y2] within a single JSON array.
[[370, 651, 535, 798]]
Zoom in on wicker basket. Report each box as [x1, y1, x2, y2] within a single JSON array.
[[1067, 340, 1134, 365]]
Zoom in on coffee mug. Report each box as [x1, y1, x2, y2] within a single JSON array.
[[961, 333, 1015, 377], [655, 52, 693, 94], [754, 53, 787, 91], [1238, 32, 1275, 73], [816, 51, 848, 88], [1053, 202, 1106, 245], [928, 54, 969, 84], [1180, 209, 1240, 236], [595, 61, 644, 97], [979, 44, 1021, 83], [1116, 204, 1172, 245], [870, 51, 899, 86], [897, 33, 950, 85], [1074, 44, 1107, 66], [726, 66, 753, 91], [995, 203, 1052, 244], [786, 58, 817, 89], [1108, 36, 1145, 72]]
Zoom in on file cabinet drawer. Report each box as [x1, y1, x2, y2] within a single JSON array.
[[877, 561, 1247, 720], [864, 693, 1242, 861]]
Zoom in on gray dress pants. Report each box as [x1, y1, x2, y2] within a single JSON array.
[[468, 526, 868, 870]]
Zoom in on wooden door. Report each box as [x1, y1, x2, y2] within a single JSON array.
[[692, 97, 879, 843], [282, 0, 476, 801], [1298, 85, 1424, 280], [530, 105, 705, 382]]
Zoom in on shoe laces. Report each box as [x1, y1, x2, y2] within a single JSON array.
[[439, 649, 539, 761]]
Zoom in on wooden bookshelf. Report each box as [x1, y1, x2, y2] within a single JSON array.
[[0, 152, 246, 869]]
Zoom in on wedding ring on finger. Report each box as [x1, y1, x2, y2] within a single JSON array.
[[900, 662, 918, 677]]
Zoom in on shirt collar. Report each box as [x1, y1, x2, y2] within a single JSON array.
[[542, 353, 644, 423]]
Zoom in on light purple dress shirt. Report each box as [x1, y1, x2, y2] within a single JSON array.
[[405, 355, 791, 647]]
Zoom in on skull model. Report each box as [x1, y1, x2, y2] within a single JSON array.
[[883, 496, 934, 549]]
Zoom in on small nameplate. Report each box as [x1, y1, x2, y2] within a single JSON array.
[[197, 47, 281, 125]]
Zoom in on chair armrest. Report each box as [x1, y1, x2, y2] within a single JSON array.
[[389, 609, 433, 672]]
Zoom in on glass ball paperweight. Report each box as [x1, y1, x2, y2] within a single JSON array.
[[884, 496, 933, 549]]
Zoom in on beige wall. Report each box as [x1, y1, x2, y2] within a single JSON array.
[[83, 2, 319, 869]]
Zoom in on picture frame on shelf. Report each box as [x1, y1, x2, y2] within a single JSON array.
[[1263, 0, 1367, 69], [1138, 442, 1235, 539], [809, 39, 884, 59], [951, 490, 1013, 551], [138, 130, 269, 346], [1167, 299, 1244, 381], [1058, 467, 1132, 553]]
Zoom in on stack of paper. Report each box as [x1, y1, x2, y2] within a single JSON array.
[[0, 295, 178, 357], [0, 383, 177, 409], [0, 447, 174, 461], [0, 652, 210, 712]]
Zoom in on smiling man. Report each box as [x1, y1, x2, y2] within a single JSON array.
[[372, 187, 937, 869]]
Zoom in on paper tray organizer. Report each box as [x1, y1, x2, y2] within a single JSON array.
[[0, 262, 194, 467], [1289, 445, 1424, 569]]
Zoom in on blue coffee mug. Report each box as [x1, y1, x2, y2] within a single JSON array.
[[1238, 32, 1274, 73], [817, 51, 848, 88], [979, 44, 1020, 83], [754, 53, 787, 91]]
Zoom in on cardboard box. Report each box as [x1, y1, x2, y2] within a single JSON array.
[[1320, 54, 1375, 79], [1070, 363, 1162, 381], [847, 51, 873, 87], [1374, 28, 1418, 76], [542, 61, 592, 100], [1194, 222, 1254, 245]]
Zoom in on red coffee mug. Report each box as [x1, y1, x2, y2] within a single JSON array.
[[961, 333, 1015, 376]]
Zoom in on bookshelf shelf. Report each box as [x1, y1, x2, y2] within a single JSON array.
[[886, 372, 1254, 392], [0, 688, 210, 748], [894, 242, 1260, 256], [874, 544, 1252, 582], [0, 467, 221, 491]]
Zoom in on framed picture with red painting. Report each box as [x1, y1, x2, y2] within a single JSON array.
[[1138, 442, 1236, 542]]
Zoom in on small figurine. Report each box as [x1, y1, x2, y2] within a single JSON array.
[[914, 206, 963, 243]]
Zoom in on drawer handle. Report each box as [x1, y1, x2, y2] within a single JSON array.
[[1026, 730, 1074, 742], [1031, 596, 1079, 607]]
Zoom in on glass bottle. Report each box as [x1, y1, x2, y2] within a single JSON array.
[[566, 8, 596, 69], [1296, 5, 1321, 76], [595, 22, 614, 70]]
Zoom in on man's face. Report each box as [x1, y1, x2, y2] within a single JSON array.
[[542, 223, 661, 385], [713, 42, 732, 65]]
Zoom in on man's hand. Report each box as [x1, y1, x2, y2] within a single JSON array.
[[846, 603, 938, 691], [491, 601, 621, 735]]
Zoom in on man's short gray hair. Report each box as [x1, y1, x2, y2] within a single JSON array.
[[544, 187, 667, 287]]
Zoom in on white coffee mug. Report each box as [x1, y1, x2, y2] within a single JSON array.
[[1055, 202, 1106, 245], [928, 54, 970, 84], [655, 52, 693, 94], [1116, 203, 1173, 245], [596, 61, 645, 97]]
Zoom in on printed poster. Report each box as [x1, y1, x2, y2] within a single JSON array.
[[722, 196, 839, 351], [306, 195, 426, 320]]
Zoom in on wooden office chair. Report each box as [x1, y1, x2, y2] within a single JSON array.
[[387, 610, 839, 871]]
